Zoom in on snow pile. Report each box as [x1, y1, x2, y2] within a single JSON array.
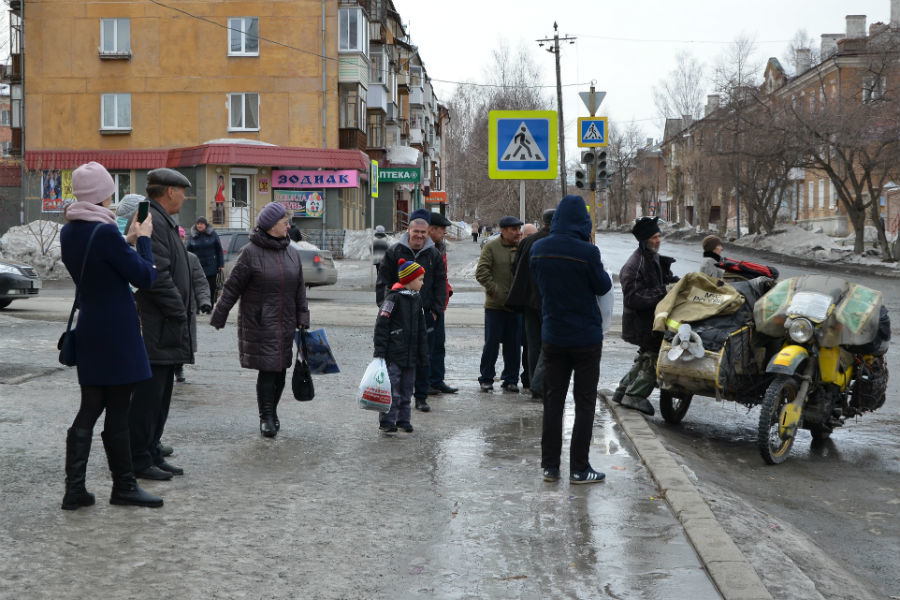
[[341, 229, 399, 260], [291, 240, 321, 251], [455, 258, 479, 281], [0, 220, 69, 279], [731, 225, 843, 261]]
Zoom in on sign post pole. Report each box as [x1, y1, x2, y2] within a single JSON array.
[[520, 180, 526, 222]]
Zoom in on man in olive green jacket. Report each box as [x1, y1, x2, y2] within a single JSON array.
[[476, 216, 523, 392]]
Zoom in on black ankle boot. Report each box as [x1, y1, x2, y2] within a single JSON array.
[[101, 429, 163, 508], [257, 375, 279, 437], [61, 427, 95, 511]]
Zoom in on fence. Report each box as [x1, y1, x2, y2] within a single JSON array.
[[300, 229, 346, 258]]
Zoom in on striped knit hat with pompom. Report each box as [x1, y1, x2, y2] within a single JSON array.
[[397, 258, 425, 285]]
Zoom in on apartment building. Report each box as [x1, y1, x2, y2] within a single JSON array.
[[8, 0, 447, 235]]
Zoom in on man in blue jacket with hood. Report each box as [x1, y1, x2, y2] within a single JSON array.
[[530, 195, 612, 485]]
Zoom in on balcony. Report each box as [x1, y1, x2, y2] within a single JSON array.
[[409, 128, 423, 145], [409, 86, 424, 107], [339, 128, 368, 152], [367, 86, 388, 113]]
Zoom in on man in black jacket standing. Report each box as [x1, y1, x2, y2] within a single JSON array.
[[376, 208, 447, 412], [131, 168, 195, 480], [614, 217, 679, 416]]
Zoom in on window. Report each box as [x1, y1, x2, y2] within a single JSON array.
[[112, 173, 131, 204], [0, 109, 9, 126], [100, 18, 130, 55], [808, 181, 814, 212], [339, 8, 369, 55], [228, 93, 259, 131], [0, 142, 10, 156], [829, 182, 837, 210], [863, 76, 886, 103], [340, 86, 361, 129], [818, 179, 825, 210], [101, 93, 131, 131], [370, 51, 385, 84], [228, 17, 259, 56], [367, 112, 384, 147], [410, 66, 422, 87]]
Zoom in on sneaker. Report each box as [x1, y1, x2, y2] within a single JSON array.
[[415, 399, 431, 412], [621, 395, 655, 416], [379, 424, 398, 434], [397, 422, 414, 433], [570, 467, 606, 485], [479, 381, 493, 392], [542, 467, 560, 482], [501, 383, 519, 393]]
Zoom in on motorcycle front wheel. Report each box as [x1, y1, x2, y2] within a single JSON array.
[[659, 390, 692, 425], [758, 375, 800, 465]]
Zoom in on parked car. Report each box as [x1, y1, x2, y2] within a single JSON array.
[[218, 230, 337, 287], [480, 232, 501, 248], [0, 259, 42, 309]]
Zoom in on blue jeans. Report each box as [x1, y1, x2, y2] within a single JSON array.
[[479, 309, 521, 386]]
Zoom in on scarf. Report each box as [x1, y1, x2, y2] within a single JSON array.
[[703, 250, 721, 262], [65, 201, 117, 225]]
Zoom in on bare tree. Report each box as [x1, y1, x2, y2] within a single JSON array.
[[781, 29, 819, 76], [606, 121, 645, 226], [652, 51, 705, 130]]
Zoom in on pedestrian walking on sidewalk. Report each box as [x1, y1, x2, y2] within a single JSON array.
[[376, 209, 447, 412], [425, 212, 458, 396], [210, 202, 310, 438], [186, 216, 224, 305], [476, 215, 523, 393], [531, 195, 612, 484], [59, 161, 163, 509], [130, 168, 195, 482], [613, 217, 679, 416], [373, 259, 429, 434]]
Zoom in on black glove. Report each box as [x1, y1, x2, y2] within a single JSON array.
[[200, 304, 212, 314]]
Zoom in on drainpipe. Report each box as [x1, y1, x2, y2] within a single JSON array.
[[321, 0, 327, 149]]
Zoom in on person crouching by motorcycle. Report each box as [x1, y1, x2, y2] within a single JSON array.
[[613, 217, 679, 416]]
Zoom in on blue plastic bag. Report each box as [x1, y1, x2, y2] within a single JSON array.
[[296, 328, 340, 374]]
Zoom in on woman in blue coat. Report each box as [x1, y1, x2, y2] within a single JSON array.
[[59, 162, 163, 510]]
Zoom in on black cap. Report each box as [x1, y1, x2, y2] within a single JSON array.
[[541, 209, 555, 226], [632, 217, 661, 242], [429, 213, 452, 227], [499, 216, 524, 228], [147, 168, 191, 189]]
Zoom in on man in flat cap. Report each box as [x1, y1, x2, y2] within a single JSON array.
[[613, 216, 679, 416], [476, 215, 523, 393], [130, 168, 195, 480], [424, 212, 458, 396], [376, 208, 447, 412]]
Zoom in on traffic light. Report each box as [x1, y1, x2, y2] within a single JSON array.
[[575, 168, 587, 189], [596, 151, 608, 185]]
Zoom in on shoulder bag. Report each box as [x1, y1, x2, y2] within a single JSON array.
[[292, 329, 315, 401], [58, 224, 102, 367]]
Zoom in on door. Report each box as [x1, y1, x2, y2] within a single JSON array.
[[230, 175, 250, 228]]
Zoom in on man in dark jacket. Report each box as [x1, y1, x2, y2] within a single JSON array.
[[186, 216, 224, 304], [506, 209, 554, 399], [614, 216, 679, 416], [531, 195, 612, 484], [130, 168, 195, 480], [376, 208, 447, 411], [425, 212, 458, 396]]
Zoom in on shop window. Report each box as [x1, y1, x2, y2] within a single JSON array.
[[228, 93, 259, 131], [101, 93, 131, 131], [112, 173, 130, 204], [228, 17, 259, 56], [100, 18, 130, 56]]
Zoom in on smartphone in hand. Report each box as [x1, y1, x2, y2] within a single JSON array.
[[136, 201, 150, 223]]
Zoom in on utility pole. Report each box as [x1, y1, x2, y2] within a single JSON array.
[[537, 23, 575, 200]]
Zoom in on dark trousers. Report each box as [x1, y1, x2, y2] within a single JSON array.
[[522, 308, 542, 386], [428, 311, 447, 388], [129, 364, 175, 472], [541, 342, 603, 473], [206, 274, 218, 303], [414, 311, 437, 400], [382, 363, 415, 426], [479, 309, 521, 386]]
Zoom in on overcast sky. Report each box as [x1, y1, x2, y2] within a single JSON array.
[[393, 0, 891, 145]]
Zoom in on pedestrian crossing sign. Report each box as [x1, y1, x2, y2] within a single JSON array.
[[488, 110, 558, 179], [578, 117, 608, 147]]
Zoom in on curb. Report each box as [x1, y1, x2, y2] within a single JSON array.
[[598, 389, 773, 600]]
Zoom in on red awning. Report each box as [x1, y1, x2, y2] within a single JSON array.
[[25, 144, 370, 172]]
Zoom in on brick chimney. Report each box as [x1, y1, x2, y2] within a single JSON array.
[[846, 15, 867, 38], [704, 94, 720, 116], [795, 48, 811, 73], [893, 0, 900, 27], [821, 33, 844, 58]]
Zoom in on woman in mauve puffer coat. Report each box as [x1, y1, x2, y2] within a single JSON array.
[[210, 203, 309, 438]]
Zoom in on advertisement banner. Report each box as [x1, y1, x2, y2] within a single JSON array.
[[274, 190, 324, 218], [272, 169, 358, 189], [258, 177, 270, 195], [41, 170, 64, 213]]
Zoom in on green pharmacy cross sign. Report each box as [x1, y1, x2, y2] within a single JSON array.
[[378, 168, 420, 183]]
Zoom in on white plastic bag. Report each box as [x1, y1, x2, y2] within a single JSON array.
[[598, 269, 615, 334], [358, 358, 392, 412]]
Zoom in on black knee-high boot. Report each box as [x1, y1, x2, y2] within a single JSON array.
[[102, 429, 163, 508], [273, 375, 285, 432], [61, 427, 96, 510], [256, 374, 277, 438]]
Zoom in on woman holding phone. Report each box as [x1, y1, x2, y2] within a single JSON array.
[[59, 162, 164, 510]]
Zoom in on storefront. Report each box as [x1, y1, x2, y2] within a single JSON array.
[[378, 165, 421, 231]]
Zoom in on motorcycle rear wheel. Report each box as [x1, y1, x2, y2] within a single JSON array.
[[659, 390, 692, 425], [758, 375, 800, 465]]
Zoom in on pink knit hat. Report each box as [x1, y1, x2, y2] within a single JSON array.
[[72, 161, 116, 204]]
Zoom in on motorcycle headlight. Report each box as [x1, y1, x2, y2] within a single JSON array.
[[788, 318, 814, 343]]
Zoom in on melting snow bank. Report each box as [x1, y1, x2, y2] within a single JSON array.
[[0, 220, 69, 279], [342, 229, 400, 260]]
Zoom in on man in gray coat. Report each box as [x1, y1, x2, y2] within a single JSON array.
[[130, 168, 195, 480]]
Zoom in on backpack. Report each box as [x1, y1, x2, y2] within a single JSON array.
[[717, 258, 779, 280]]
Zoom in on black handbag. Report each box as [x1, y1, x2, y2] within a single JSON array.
[[58, 224, 101, 367], [292, 330, 315, 401]]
